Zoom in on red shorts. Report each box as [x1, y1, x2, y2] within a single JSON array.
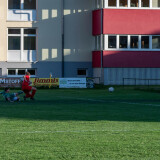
[[22, 85, 32, 92]]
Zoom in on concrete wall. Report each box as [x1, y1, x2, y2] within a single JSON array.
[[64, 62, 92, 77], [92, 9, 102, 35], [93, 68, 103, 83], [0, 0, 8, 61], [104, 68, 160, 85], [103, 51, 160, 68], [0, 0, 33, 61], [32, 0, 63, 62], [103, 9, 160, 35], [64, 0, 94, 62], [0, 62, 62, 78], [0, 0, 94, 78]]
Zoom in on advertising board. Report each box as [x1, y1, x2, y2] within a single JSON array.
[[59, 78, 86, 88], [30, 78, 59, 87], [0, 78, 21, 88]]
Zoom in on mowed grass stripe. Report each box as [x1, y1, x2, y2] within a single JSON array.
[[0, 87, 160, 159], [54, 95, 160, 107], [0, 129, 160, 134]]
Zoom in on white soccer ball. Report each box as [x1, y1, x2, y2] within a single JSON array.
[[108, 87, 114, 92]]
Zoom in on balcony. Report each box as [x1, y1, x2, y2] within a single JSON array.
[[8, 9, 36, 21], [8, 0, 36, 21], [8, 50, 37, 62]]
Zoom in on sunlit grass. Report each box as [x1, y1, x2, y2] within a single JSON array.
[[0, 88, 160, 159]]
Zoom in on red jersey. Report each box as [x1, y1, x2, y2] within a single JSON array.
[[22, 75, 30, 86]]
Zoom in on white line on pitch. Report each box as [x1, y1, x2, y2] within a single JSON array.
[[57, 96, 160, 107], [0, 129, 160, 134]]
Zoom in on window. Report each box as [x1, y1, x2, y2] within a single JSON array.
[[8, 29, 20, 34], [152, 0, 160, 7], [8, 69, 36, 76], [8, 29, 21, 50], [24, 29, 36, 34], [103, 0, 160, 8], [24, 29, 36, 50], [8, 0, 20, 9], [141, 0, 149, 7], [24, 0, 36, 9], [108, 36, 117, 48], [120, 0, 128, 7], [119, 36, 128, 48], [8, 37, 20, 50], [77, 69, 87, 76], [8, 28, 36, 51], [130, 36, 139, 48], [28, 69, 36, 75], [105, 34, 160, 50], [24, 37, 36, 50], [8, 28, 36, 62], [141, 36, 149, 49], [8, 0, 36, 9], [8, 0, 36, 21], [18, 69, 26, 75], [152, 36, 160, 49], [108, 0, 116, 7], [131, 0, 139, 7], [8, 69, 16, 75]]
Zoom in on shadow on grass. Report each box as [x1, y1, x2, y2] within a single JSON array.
[[0, 98, 160, 122], [134, 86, 160, 93]]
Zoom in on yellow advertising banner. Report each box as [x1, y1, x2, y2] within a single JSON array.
[[30, 78, 59, 87]]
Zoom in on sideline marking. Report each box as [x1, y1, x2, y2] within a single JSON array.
[[0, 129, 160, 134], [57, 96, 160, 107]]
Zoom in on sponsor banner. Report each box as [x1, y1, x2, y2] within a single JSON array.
[[0, 78, 22, 88], [30, 78, 59, 87], [59, 78, 87, 88]]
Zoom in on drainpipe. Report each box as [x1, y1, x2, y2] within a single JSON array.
[[100, 8, 103, 84], [62, 0, 64, 77]]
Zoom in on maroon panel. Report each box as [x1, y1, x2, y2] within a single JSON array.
[[103, 51, 160, 68], [103, 9, 160, 35], [92, 51, 101, 68], [92, 10, 102, 35]]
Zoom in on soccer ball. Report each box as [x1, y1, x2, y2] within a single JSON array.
[[108, 87, 114, 92]]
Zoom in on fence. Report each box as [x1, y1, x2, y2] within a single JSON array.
[[123, 78, 160, 86]]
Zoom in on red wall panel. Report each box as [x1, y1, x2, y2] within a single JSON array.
[[92, 51, 101, 68], [103, 51, 160, 68], [92, 10, 102, 35], [103, 9, 160, 35]]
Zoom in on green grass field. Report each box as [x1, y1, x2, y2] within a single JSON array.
[[0, 87, 160, 160]]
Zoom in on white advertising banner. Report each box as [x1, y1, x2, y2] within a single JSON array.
[[0, 78, 21, 87], [59, 78, 87, 88]]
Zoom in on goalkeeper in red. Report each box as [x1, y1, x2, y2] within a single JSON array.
[[22, 71, 37, 100]]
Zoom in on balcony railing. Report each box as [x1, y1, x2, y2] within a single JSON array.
[[8, 10, 36, 21], [8, 50, 37, 62]]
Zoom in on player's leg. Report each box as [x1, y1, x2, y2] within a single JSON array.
[[22, 86, 32, 100], [17, 91, 24, 95], [31, 87, 37, 99], [23, 90, 32, 98]]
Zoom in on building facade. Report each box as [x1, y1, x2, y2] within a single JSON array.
[[1, 0, 160, 85], [0, 0, 94, 78], [93, 0, 160, 85]]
